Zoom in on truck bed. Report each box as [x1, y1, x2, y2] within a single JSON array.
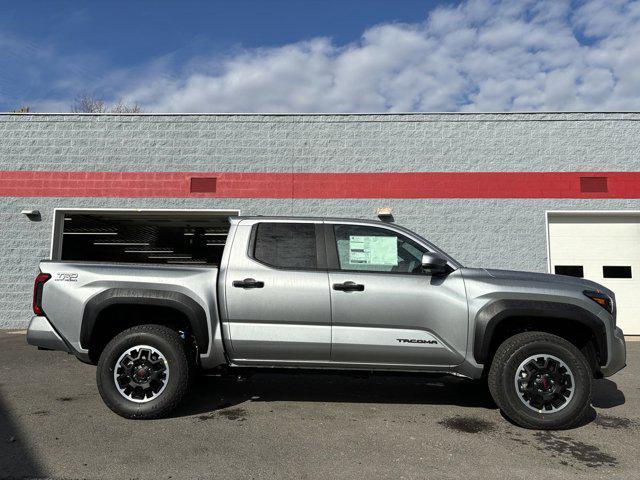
[[38, 261, 224, 367]]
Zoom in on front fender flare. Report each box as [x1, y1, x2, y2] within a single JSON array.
[[473, 299, 607, 365]]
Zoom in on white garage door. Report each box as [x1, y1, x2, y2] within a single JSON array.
[[548, 213, 640, 334]]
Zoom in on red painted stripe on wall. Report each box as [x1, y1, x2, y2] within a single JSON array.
[[1, 171, 640, 198]]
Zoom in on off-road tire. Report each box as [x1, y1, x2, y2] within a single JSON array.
[[97, 324, 190, 419], [488, 331, 592, 430]]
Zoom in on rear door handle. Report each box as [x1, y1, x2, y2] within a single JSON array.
[[233, 278, 265, 289], [332, 281, 365, 292]]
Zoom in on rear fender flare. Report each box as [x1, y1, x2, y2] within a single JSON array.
[[80, 288, 209, 352]]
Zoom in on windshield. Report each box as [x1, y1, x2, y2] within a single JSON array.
[[390, 223, 463, 268]]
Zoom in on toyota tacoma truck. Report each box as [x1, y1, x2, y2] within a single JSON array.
[[27, 216, 626, 429]]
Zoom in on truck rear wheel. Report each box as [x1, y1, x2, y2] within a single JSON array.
[[97, 325, 190, 419], [488, 331, 592, 430]]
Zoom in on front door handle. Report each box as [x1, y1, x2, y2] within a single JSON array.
[[233, 278, 265, 289], [332, 281, 365, 292]]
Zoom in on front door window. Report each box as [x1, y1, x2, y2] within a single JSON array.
[[333, 224, 427, 274]]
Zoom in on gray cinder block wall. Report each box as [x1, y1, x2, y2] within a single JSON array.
[[1, 112, 639, 328]]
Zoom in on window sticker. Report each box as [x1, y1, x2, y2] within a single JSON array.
[[348, 235, 398, 266]]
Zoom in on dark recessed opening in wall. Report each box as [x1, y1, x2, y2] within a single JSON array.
[[554, 265, 584, 278], [190, 177, 217, 193], [54, 210, 238, 265], [603, 266, 632, 278], [580, 176, 608, 193]]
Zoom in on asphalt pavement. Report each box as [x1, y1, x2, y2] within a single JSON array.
[[1, 330, 638, 480]]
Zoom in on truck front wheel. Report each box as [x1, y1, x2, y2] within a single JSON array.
[[488, 331, 592, 430], [97, 325, 190, 419]]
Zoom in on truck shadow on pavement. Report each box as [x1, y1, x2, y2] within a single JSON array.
[[591, 378, 626, 408], [171, 372, 624, 423], [171, 372, 496, 418], [0, 390, 47, 479]]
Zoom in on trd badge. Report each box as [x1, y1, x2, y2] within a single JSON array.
[[55, 272, 78, 282]]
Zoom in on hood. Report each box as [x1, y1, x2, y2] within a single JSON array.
[[462, 268, 612, 295]]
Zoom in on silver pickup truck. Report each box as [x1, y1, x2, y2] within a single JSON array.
[[27, 216, 626, 429]]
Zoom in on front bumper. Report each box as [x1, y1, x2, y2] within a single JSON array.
[[26, 316, 70, 352], [601, 326, 626, 377]]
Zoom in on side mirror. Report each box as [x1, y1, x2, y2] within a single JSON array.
[[421, 252, 448, 274]]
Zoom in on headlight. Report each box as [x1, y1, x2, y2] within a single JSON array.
[[583, 290, 613, 314]]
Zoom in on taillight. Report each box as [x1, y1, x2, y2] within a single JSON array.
[[33, 272, 51, 315]]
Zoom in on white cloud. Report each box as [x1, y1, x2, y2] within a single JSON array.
[[23, 0, 640, 112]]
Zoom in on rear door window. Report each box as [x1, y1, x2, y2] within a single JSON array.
[[253, 223, 317, 269]]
